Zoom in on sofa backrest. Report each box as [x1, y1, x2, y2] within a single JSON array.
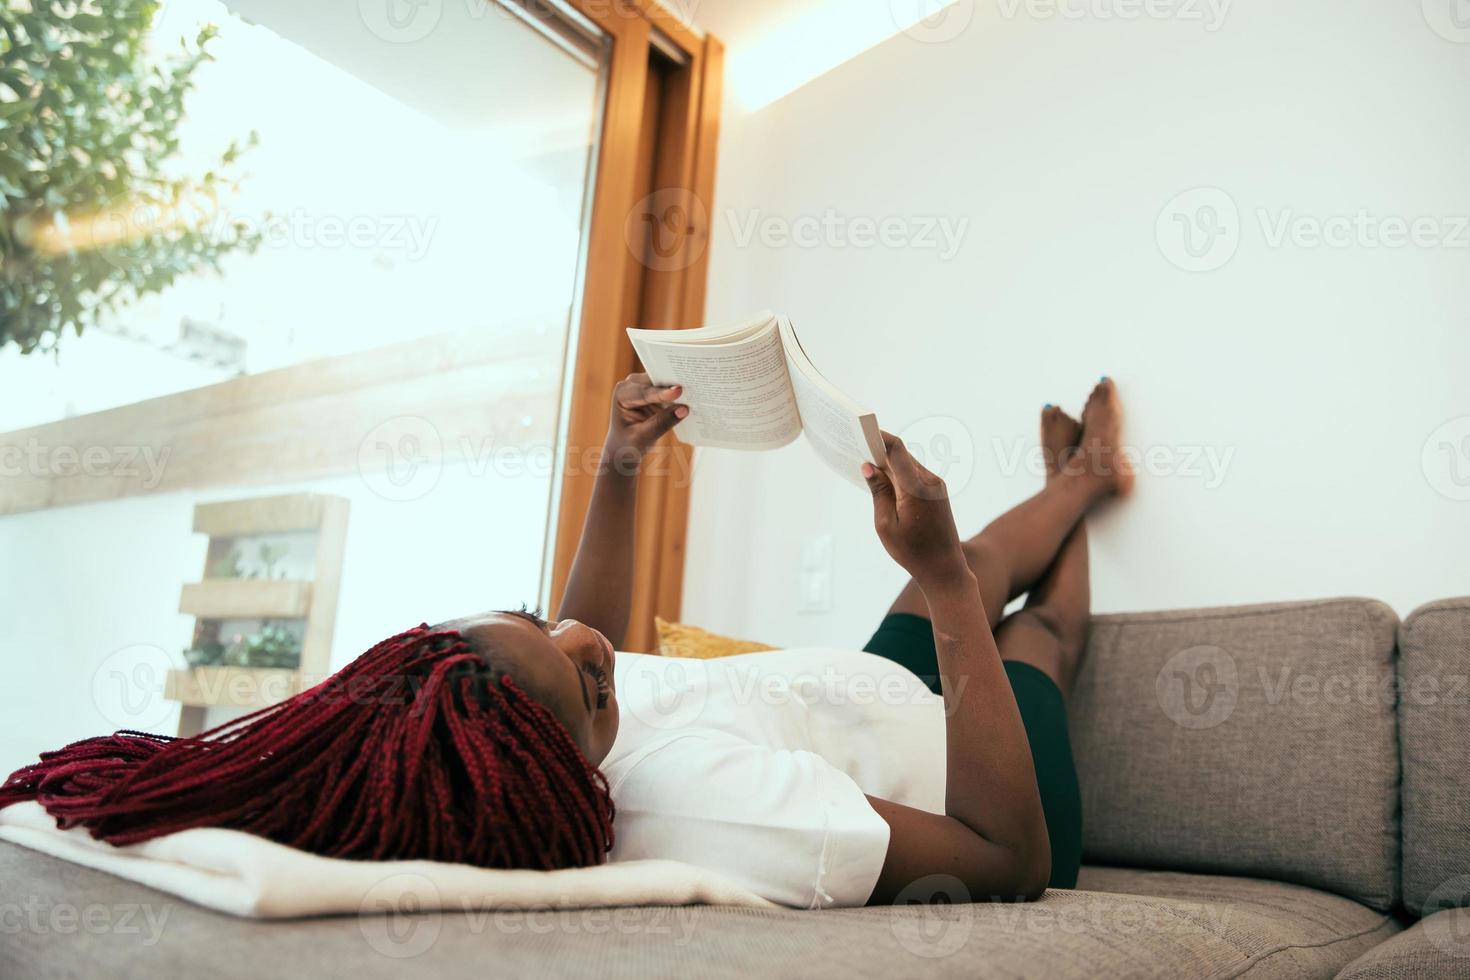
[[1069, 598, 1400, 911], [1397, 597, 1470, 916]]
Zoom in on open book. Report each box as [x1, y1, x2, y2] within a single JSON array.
[[626, 311, 887, 485]]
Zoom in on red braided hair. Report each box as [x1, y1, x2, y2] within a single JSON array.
[[0, 625, 615, 870]]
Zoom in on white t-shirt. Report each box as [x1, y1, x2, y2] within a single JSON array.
[[601, 648, 948, 908]]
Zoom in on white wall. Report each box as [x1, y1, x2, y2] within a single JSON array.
[[0, 464, 552, 775], [682, 0, 1470, 648]]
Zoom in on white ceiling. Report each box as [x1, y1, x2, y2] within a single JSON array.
[[224, 0, 601, 149], [679, 0, 961, 110]]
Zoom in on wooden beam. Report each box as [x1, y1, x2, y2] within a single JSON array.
[[564, 0, 703, 59], [0, 328, 559, 515], [165, 666, 308, 709], [653, 34, 724, 625], [635, 0, 703, 60], [178, 579, 313, 619], [299, 496, 350, 679], [549, 8, 653, 611], [193, 493, 329, 537]]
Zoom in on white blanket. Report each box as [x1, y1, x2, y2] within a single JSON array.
[[0, 802, 774, 919]]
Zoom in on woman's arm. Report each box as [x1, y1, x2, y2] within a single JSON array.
[[860, 434, 1051, 903], [555, 373, 687, 649]]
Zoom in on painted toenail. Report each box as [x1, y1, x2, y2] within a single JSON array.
[[1044, 403, 1052, 409]]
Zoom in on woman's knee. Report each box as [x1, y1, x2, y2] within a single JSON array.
[[961, 539, 1011, 620], [1005, 604, 1086, 655]]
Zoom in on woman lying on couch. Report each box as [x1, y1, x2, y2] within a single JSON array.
[[0, 376, 1132, 908]]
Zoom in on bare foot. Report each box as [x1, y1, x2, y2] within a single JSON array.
[[1040, 404, 1083, 483], [1078, 377, 1135, 497]]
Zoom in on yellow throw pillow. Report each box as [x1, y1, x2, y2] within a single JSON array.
[[654, 616, 776, 660]]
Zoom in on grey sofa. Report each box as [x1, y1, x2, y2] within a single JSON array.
[[3, 596, 1467, 979]]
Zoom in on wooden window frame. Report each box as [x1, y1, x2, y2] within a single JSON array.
[[0, 0, 723, 651], [550, 0, 723, 651]]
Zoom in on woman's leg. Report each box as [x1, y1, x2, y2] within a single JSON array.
[[864, 387, 1121, 889], [885, 379, 1126, 628], [991, 517, 1091, 889]]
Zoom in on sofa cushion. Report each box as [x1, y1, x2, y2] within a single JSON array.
[[1335, 908, 1470, 979], [1076, 866, 1398, 978], [1397, 598, 1470, 915], [0, 843, 1398, 980], [1070, 598, 1400, 910]]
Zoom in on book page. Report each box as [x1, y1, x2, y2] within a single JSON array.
[[628, 317, 802, 451], [779, 317, 887, 486]]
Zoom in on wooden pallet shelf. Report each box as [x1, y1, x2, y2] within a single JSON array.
[[165, 666, 309, 709], [178, 579, 313, 619], [167, 492, 349, 735]]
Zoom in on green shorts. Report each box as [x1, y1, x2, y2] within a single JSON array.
[[863, 612, 1083, 890]]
